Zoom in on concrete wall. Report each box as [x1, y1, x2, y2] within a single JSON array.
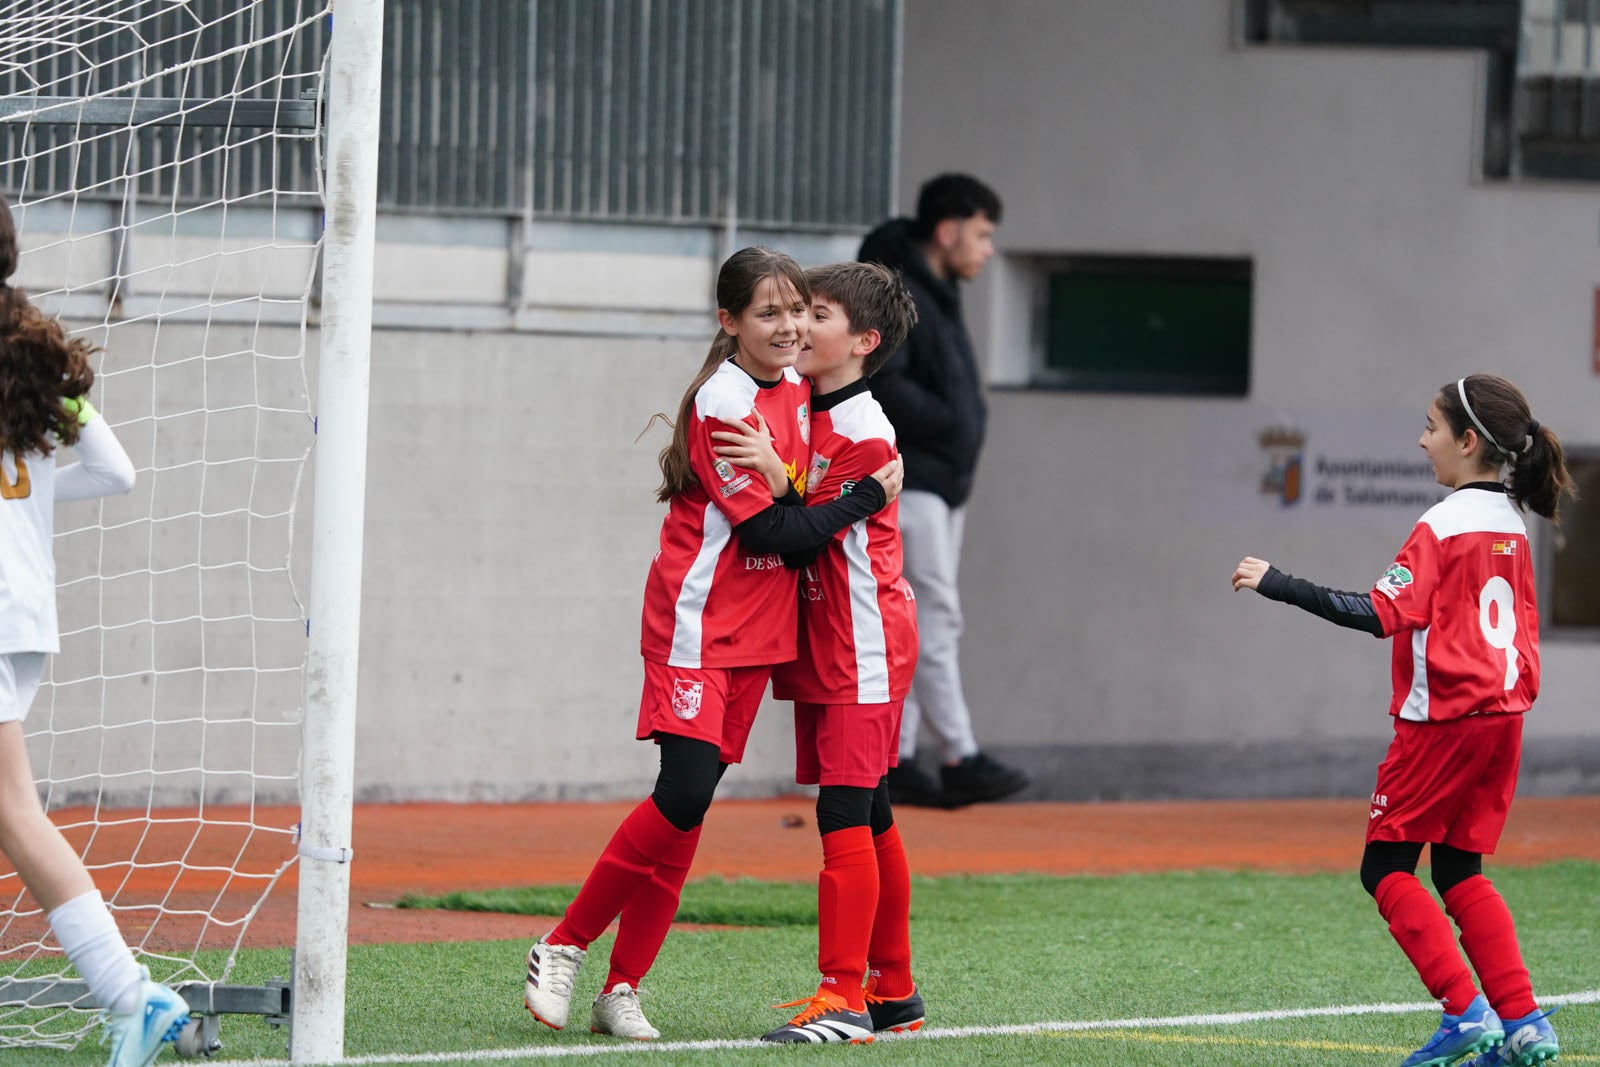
[[896, 0, 1600, 796], [24, 0, 1600, 805]]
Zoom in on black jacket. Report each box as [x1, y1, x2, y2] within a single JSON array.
[[858, 217, 987, 507]]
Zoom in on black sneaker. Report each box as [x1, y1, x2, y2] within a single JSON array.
[[939, 752, 1030, 807], [885, 760, 945, 808], [865, 982, 925, 1034]]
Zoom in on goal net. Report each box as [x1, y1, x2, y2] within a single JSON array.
[[0, 1, 330, 1047]]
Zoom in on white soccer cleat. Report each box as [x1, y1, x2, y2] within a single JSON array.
[[523, 937, 586, 1030], [102, 969, 189, 1067], [589, 983, 660, 1040]]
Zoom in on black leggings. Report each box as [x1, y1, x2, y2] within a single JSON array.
[[815, 777, 897, 837], [1359, 840, 1484, 897], [650, 734, 729, 832]]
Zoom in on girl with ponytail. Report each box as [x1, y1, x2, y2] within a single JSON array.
[[1230, 372, 1573, 1067], [521, 246, 903, 1041]]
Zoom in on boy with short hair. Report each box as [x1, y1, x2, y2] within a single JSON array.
[[759, 262, 925, 1044]]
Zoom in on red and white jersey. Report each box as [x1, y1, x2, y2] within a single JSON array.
[[771, 389, 917, 704], [1370, 486, 1539, 722], [640, 360, 812, 669]]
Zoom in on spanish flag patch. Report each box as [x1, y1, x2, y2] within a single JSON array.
[[1491, 540, 1517, 555]]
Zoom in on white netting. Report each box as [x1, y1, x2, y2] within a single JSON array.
[[0, 0, 330, 1047]]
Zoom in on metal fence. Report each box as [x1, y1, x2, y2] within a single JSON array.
[[2, 0, 899, 230], [0, 2, 329, 205]]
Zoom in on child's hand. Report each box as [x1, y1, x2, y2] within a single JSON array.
[[869, 455, 904, 504], [711, 412, 789, 496], [1232, 556, 1270, 592]]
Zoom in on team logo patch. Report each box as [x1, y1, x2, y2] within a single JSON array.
[[807, 453, 831, 493], [671, 680, 705, 720], [714, 458, 736, 483], [796, 403, 810, 445], [1374, 563, 1413, 600], [1491, 539, 1517, 556]]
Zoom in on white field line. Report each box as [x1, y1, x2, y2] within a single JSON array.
[[248, 988, 1600, 1065]]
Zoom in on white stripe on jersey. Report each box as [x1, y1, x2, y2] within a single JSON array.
[[1419, 487, 1526, 541], [694, 360, 760, 422], [1399, 626, 1431, 722], [669, 502, 731, 668], [827, 391, 896, 445], [842, 520, 889, 703]]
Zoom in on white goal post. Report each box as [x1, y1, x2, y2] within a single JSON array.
[[0, 3, 381, 1062]]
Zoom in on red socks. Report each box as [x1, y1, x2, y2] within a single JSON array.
[[604, 824, 703, 993], [1373, 872, 1479, 1013], [817, 827, 878, 1011], [549, 798, 689, 950], [867, 824, 914, 1000], [1443, 875, 1538, 1021]]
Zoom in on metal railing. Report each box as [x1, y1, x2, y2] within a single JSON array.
[[2, 0, 899, 229]]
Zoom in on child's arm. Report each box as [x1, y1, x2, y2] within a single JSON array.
[[732, 456, 901, 555], [1232, 556, 1383, 635], [711, 414, 791, 497], [54, 399, 137, 501]]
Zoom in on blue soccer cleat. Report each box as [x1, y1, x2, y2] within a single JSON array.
[[1400, 994, 1504, 1067], [102, 969, 190, 1067], [1464, 1007, 1559, 1067]]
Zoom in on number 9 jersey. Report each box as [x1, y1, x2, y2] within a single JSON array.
[[1369, 484, 1539, 722]]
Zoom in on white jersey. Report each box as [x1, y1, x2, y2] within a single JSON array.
[[1, 415, 136, 654]]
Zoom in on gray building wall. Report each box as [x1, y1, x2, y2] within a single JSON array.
[[896, 0, 1600, 797], [26, 0, 1600, 805]]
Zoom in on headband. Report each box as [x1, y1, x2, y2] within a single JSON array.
[[1457, 378, 1507, 456]]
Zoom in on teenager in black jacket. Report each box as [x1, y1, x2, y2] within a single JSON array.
[[857, 174, 1030, 808]]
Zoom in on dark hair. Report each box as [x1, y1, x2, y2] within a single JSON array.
[[804, 261, 918, 377], [0, 193, 96, 457], [1435, 373, 1576, 522], [911, 173, 1003, 242], [655, 246, 809, 502]]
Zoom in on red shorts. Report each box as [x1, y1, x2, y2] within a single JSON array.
[[793, 699, 904, 788], [637, 661, 772, 764], [1366, 713, 1523, 854]]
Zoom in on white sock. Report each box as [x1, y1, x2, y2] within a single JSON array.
[[47, 890, 143, 1015]]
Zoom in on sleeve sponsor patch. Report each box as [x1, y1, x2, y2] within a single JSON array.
[[1374, 562, 1413, 600], [713, 458, 736, 483]]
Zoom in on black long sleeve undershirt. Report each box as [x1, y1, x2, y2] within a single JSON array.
[[731, 478, 886, 556], [1256, 565, 1385, 636]]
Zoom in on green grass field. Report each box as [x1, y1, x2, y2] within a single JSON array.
[[23, 862, 1600, 1065]]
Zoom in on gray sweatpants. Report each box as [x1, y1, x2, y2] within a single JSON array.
[[896, 489, 979, 764]]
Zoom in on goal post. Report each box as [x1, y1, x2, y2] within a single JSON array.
[[293, 0, 385, 1059], [0, 3, 382, 1061]]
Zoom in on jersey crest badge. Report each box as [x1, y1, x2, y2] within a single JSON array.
[[671, 679, 705, 720], [1374, 563, 1413, 600], [713, 458, 736, 483], [806, 453, 831, 493], [796, 403, 810, 445], [1491, 540, 1517, 555]]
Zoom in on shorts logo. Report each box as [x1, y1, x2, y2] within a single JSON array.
[[1374, 563, 1413, 600], [1491, 539, 1517, 556], [714, 459, 736, 483], [671, 680, 705, 720]]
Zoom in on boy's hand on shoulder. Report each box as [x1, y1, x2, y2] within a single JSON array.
[[1232, 556, 1270, 593], [711, 411, 788, 496]]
